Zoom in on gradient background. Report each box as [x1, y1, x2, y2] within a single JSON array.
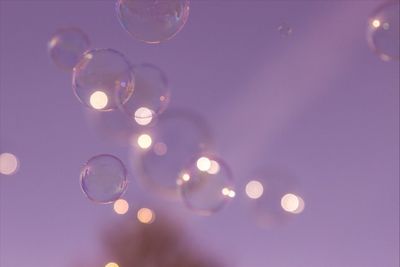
[[0, 1, 399, 267]]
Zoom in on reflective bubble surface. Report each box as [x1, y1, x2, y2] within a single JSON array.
[[116, 0, 190, 43], [367, 1, 399, 61], [80, 154, 128, 204], [178, 155, 235, 215], [72, 49, 134, 111], [131, 109, 213, 199], [48, 28, 90, 71], [118, 63, 170, 122]]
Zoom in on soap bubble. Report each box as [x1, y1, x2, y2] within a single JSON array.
[[115, 0, 190, 43], [178, 155, 235, 215], [367, 1, 399, 61], [245, 169, 304, 228], [80, 154, 128, 204], [131, 108, 213, 199], [72, 48, 134, 111], [277, 23, 293, 37], [48, 27, 90, 71], [118, 63, 170, 122]]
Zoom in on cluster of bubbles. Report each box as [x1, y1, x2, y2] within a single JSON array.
[[43, 0, 399, 224]]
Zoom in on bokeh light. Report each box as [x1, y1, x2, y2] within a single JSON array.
[[115, 0, 190, 43], [367, 1, 399, 61], [80, 154, 128, 204], [245, 180, 264, 199], [117, 63, 170, 121], [105, 262, 119, 267], [137, 134, 153, 149], [113, 199, 129, 215], [0, 152, 19, 176], [178, 155, 235, 215], [137, 208, 155, 224], [48, 27, 90, 70], [72, 48, 134, 111]]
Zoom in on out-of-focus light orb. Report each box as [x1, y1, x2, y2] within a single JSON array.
[[281, 193, 303, 213], [196, 156, 211, 172], [113, 199, 129, 215], [105, 262, 119, 267], [48, 27, 90, 70], [118, 64, 169, 121], [178, 156, 234, 215], [137, 134, 152, 149], [115, 0, 190, 43], [277, 23, 293, 37], [207, 160, 220, 174], [292, 195, 305, 214], [72, 48, 134, 111], [89, 91, 109, 110], [367, 1, 399, 61], [0, 153, 19, 175], [80, 154, 128, 204], [137, 208, 155, 224], [245, 180, 264, 199], [132, 109, 213, 199], [134, 107, 154, 125]]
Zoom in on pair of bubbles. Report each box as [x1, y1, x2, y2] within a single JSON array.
[[48, 27, 170, 121]]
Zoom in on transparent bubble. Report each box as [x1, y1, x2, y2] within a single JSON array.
[[118, 63, 170, 122], [72, 49, 134, 111], [367, 1, 399, 61], [48, 28, 90, 71], [178, 155, 235, 215], [80, 154, 128, 204], [115, 0, 190, 43], [277, 23, 293, 37], [131, 109, 213, 199], [245, 169, 304, 228]]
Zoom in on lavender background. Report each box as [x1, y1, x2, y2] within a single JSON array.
[[0, 1, 399, 267]]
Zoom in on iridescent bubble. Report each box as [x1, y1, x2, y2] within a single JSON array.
[[118, 63, 170, 123], [115, 0, 190, 43], [367, 1, 399, 61], [246, 169, 304, 228], [48, 28, 90, 71], [80, 154, 128, 204], [72, 49, 134, 111], [131, 109, 213, 199], [277, 23, 293, 37], [178, 155, 235, 215]]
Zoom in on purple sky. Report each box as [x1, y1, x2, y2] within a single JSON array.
[[0, 1, 399, 267]]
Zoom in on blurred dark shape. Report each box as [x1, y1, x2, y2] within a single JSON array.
[[101, 213, 224, 267]]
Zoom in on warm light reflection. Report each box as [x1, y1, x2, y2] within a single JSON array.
[[137, 134, 152, 149], [182, 173, 190, 182], [105, 262, 119, 267], [48, 36, 59, 49], [292, 195, 305, 214], [113, 199, 129, 215], [153, 142, 167, 156], [245, 180, 264, 199], [137, 208, 155, 224], [372, 19, 381, 28], [222, 187, 230, 196], [134, 107, 153, 126], [281, 193, 301, 213], [228, 190, 236, 198], [0, 153, 19, 175], [196, 157, 211, 172], [207, 160, 220, 174], [89, 91, 108, 110]]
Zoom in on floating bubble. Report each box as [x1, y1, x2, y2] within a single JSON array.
[[118, 63, 170, 122], [178, 155, 235, 215], [0, 152, 19, 176], [277, 23, 293, 37], [80, 154, 128, 204], [131, 109, 213, 199], [48, 27, 90, 71], [72, 49, 134, 111], [246, 169, 304, 228], [367, 1, 399, 61], [115, 0, 190, 43]]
